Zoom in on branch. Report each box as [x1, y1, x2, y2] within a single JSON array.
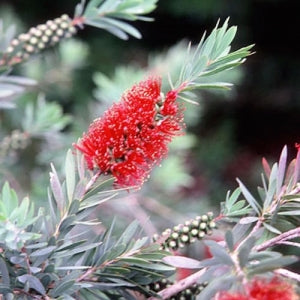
[[277, 241, 300, 248], [147, 268, 207, 300], [274, 268, 300, 283], [254, 227, 300, 252]]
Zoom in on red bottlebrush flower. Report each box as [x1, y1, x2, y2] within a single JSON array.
[[215, 276, 298, 300], [248, 277, 298, 300], [75, 77, 185, 187]]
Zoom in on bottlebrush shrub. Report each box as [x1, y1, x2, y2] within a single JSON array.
[[0, 1, 299, 299]]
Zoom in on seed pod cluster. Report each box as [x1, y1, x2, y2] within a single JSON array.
[[3, 14, 77, 65], [153, 213, 216, 251], [147, 278, 208, 300]]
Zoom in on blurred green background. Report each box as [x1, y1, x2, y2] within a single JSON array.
[[0, 0, 299, 233]]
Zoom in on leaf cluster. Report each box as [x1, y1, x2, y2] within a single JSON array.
[[0, 150, 174, 299], [222, 146, 300, 238], [75, 0, 158, 40], [174, 18, 253, 103]]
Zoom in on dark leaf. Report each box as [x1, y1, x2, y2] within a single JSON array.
[[17, 274, 46, 295], [0, 256, 10, 285]]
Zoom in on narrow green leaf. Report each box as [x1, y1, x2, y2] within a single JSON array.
[[163, 256, 202, 269], [53, 242, 101, 258], [84, 19, 129, 39], [278, 210, 300, 215], [237, 179, 262, 214], [214, 26, 237, 59], [1, 182, 18, 216], [65, 150, 76, 204], [263, 222, 282, 235], [226, 187, 241, 209], [50, 164, 65, 214], [115, 220, 139, 246], [277, 146, 287, 195], [17, 274, 46, 295], [239, 217, 259, 224], [225, 231, 234, 252], [68, 199, 80, 215], [198, 274, 236, 300], [248, 255, 297, 276], [264, 164, 277, 209], [51, 279, 76, 297], [0, 256, 10, 285], [186, 82, 233, 90], [30, 246, 56, 257], [204, 240, 234, 266], [101, 17, 142, 39], [238, 236, 256, 268]]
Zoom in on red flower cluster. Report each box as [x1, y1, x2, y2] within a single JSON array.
[[215, 276, 298, 300], [75, 77, 184, 187]]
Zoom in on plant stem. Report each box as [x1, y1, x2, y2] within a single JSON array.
[[148, 268, 207, 300], [254, 227, 300, 251], [274, 268, 300, 282]]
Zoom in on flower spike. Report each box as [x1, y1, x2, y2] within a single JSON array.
[[75, 77, 185, 187]]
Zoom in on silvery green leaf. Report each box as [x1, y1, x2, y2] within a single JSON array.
[[30, 246, 56, 257], [198, 274, 236, 300], [68, 199, 80, 215], [17, 274, 46, 295], [1, 182, 18, 216], [249, 251, 281, 261], [278, 210, 300, 215], [56, 240, 87, 252], [239, 216, 259, 224], [277, 145, 287, 195], [225, 187, 241, 209], [248, 255, 297, 276], [115, 220, 139, 246], [50, 163, 65, 214], [213, 25, 237, 60], [237, 178, 262, 214], [51, 279, 76, 297], [238, 236, 256, 268], [74, 0, 86, 17], [58, 215, 76, 233], [53, 242, 101, 258], [0, 256, 9, 285], [263, 222, 282, 235], [225, 230, 234, 252], [65, 149, 76, 204], [263, 164, 277, 209], [163, 256, 202, 269], [186, 82, 233, 90], [204, 240, 234, 266]]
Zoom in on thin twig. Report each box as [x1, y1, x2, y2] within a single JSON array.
[[274, 268, 300, 282], [276, 241, 300, 248], [148, 268, 207, 300], [254, 227, 300, 251]]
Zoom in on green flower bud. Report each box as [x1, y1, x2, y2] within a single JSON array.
[[201, 215, 208, 222], [29, 37, 38, 45], [182, 226, 190, 233], [199, 222, 207, 230], [180, 234, 189, 243]]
